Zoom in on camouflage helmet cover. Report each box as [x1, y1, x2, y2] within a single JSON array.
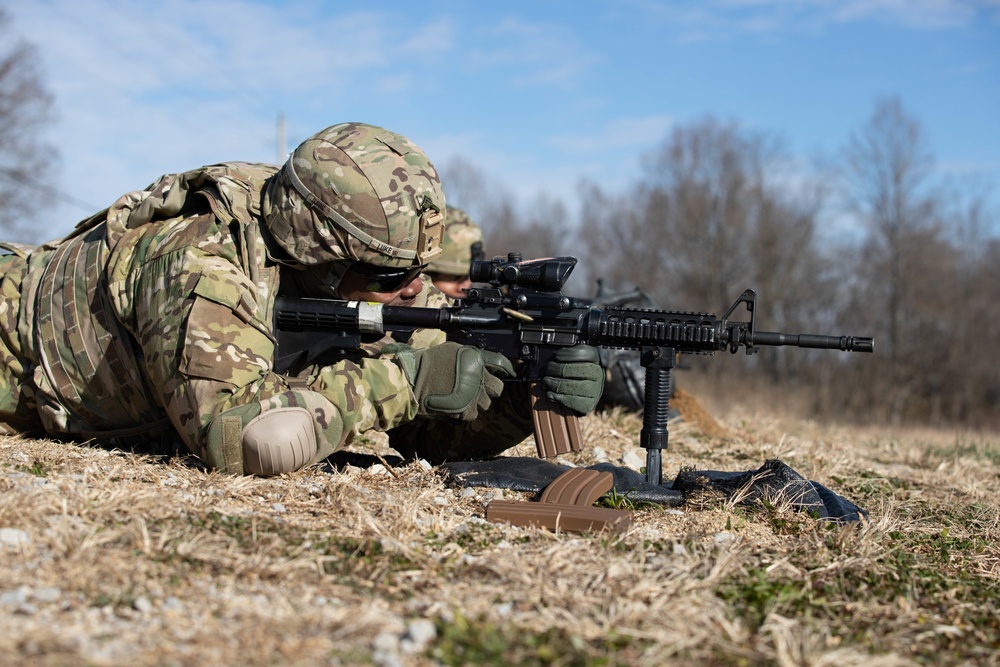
[[263, 122, 445, 268], [427, 206, 484, 276]]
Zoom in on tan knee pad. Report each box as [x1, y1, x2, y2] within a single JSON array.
[[240, 407, 318, 476], [205, 393, 344, 475]]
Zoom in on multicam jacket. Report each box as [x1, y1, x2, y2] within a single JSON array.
[[0, 163, 532, 472]]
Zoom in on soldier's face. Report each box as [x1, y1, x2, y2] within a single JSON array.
[[428, 272, 472, 299], [337, 265, 425, 305]]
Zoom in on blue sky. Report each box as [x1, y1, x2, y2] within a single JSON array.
[[6, 0, 999, 241]]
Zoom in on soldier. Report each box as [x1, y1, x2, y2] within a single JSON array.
[[425, 206, 483, 300], [420, 205, 658, 415], [421, 205, 661, 415], [0, 122, 604, 474]]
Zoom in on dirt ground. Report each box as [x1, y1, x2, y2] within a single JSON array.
[[1, 391, 997, 666]]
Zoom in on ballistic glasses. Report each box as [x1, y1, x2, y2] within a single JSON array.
[[351, 262, 427, 292]]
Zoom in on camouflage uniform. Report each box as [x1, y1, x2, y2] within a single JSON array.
[[0, 123, 534, 473]]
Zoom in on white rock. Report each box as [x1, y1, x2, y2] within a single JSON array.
[[0, 586, 30, 605], [482, 489, 504, 502], [33, 587, 62, 603], [372, 631, 402, 667], [621, 448, 646, 471], [372, 630, 399, 651], [403, 618, 436, 650], [0, 528, 30, 547], [163, 597, 184, 612]]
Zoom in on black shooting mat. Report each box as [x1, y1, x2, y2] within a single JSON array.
[[443, 457, 866, 523]]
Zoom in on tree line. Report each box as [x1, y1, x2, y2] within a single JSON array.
[[443, 98, 999, 429]]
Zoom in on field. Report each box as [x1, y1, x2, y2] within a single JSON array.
[[1, 388, 998, 666]]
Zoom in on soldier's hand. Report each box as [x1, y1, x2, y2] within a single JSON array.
[[541, 345, 605, 415], [390, 342, 516, 421]]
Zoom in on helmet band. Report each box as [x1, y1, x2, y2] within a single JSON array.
[[283, 159, 419, 262]]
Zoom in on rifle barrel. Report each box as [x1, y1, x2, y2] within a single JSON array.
[[753, 331, 874, 353]]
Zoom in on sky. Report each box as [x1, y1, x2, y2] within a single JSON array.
[[4, 0, 1000, 242]]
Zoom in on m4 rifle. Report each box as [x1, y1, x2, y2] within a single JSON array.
[[274, 254, 873, 485]]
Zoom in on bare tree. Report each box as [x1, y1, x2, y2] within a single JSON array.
[[841, 96, 939, 423], [576, 179, 671, 298], [441, 156, 520, 258], [439, 155, 492, 222], [580, 117, 830, 328], [931, 186, 1000, 426], [962, 237, 1000, 426], [499, 193, 572, 256], [440, 156, 577, 278], [0, 8, 56, 237]]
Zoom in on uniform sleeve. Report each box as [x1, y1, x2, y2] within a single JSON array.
[[128, 245, 420, 466]]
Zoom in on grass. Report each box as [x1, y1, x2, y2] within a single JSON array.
[[431, 611, 652, 666], [0, 397, 998, 666]]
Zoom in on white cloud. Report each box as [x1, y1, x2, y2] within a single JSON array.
[[617, 0, 997, 38], [464, 16, 603, 90], [398, 16, 457, 58], [829, 0, 980, 28], [4, 0, 468, 239], [548, 115, 675, 154]]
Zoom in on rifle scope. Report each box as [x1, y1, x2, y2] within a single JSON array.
[[469, 253, 577, 291]]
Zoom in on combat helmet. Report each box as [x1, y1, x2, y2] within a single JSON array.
[[427, 206, 485, 276], [263, 122, 445, 268]]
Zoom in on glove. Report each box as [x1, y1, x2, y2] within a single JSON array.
[[541, 345, 605, 415], [390, 342, 516, 421]]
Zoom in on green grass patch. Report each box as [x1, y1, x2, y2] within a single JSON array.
[[716, 518, 1000, 664], [431, 612, 647, 666], [927, 437, 1000, 466], [18, 458, 50, 477]]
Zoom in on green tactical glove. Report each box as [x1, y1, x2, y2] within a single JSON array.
[[390, 342, 516, 421], [541, 345, 605, 415]]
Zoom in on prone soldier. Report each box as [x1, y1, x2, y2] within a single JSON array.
[[0, 122, 604, 474]]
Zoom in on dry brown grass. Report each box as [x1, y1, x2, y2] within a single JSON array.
[[1, 392, 998, 666]]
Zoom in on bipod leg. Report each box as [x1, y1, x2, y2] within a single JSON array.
[[641, 346, 674, 486]]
